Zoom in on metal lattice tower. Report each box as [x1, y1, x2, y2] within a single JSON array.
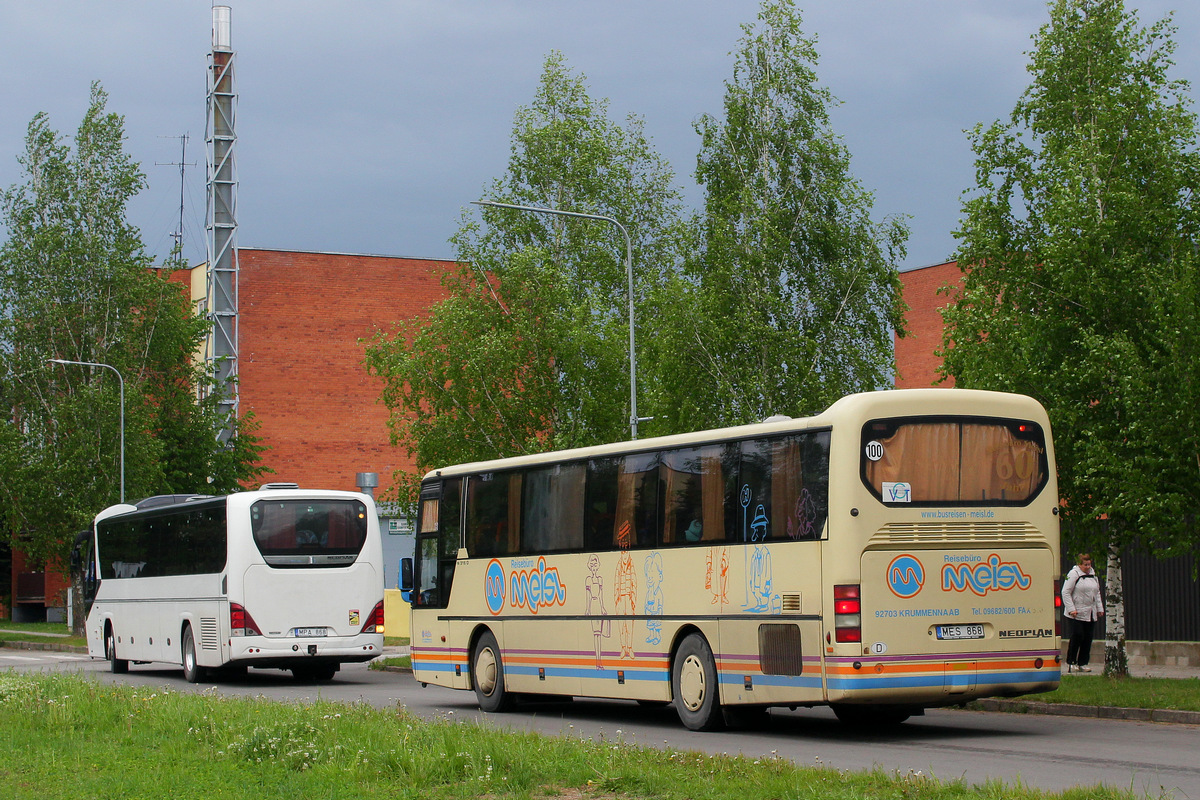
[[206, 5, 239, 439]]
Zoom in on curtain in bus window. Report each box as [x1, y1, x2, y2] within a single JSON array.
[[662, 448, 703, 545], [523, 463, 585, 552], [614, 452, 659, 548], [866, 423, 961, 502], [419, 498, 439, 534], [700, 445, 726, 542], [771, 437, 803, 541], [960, 424, 1044, 502]]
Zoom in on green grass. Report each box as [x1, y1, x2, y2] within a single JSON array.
[[0, 621, 86, 648], [0, 672, 1140, 800], [1028, 674, 1200, 712], [369, 655, 411, 671]]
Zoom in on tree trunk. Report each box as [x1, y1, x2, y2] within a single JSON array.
[[1103, 542, 1128, 677]]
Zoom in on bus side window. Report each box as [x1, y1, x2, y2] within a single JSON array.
[[615, 452, 659, 549], [584, 458, 619, 551], [662, 447, 703, 545], [466, 472, 519, 557], [523, 463, 585, 553]]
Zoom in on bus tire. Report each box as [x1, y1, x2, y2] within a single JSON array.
[[182, 626, 207, 683], [472, 630, 514, 713], [672, 633, 725, 731], [831, 703, 911, 726], [105, 625, 128, 674]]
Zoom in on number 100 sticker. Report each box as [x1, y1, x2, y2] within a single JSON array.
[[865, 441, 885, 461]]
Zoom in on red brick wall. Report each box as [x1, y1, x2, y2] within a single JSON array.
[[895, 260, 963, 389], [236, 249, 452, 495]]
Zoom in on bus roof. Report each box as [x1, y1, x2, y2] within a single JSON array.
[[421, 388, 1049, 482]]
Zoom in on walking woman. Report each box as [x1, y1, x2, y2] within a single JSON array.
[[1061, 553, 1104, 673]]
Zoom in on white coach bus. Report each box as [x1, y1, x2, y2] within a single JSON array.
[[81, 485, 384, 682], [402, 389, 1062, 730]]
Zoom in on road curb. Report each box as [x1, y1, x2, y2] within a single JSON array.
[[971, 698, 1200, 725]]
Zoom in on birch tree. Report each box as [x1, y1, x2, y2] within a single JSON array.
[[0, 83, 266, 567], [942, 0, 1200, 675]]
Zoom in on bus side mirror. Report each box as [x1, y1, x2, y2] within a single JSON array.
[[400, 557, 413, 602]]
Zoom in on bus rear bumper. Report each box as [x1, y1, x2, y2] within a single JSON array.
[[227, 634, 383, 667]]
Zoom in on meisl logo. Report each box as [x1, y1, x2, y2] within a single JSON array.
[[887, 554, 925, 598], [942, 553, 1031, 597]]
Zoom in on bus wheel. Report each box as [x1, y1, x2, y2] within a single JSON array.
[[831, 703, 911, 726], [105, 625, 128, 674], [182, 626, 207, 684], [672, 633, 725, 731], [472, 630, 514, 713]]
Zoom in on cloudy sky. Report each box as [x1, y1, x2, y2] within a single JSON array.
[[2, 1, 1198, 272]]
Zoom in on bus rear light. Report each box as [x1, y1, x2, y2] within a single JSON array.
[[230, 602, 263, 637], [360, 600, 385, 634], [834, 584, 862, 643]]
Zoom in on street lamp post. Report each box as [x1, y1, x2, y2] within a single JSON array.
[[48, 359, 125, 504], [472, 199, 650, 440]]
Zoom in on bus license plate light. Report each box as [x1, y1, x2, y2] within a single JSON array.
[[294, 627, 328, 637], [935, 624, 984, 640]]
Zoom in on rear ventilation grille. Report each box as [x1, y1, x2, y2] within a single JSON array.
[[759, 623, 804, 676], [199, 617, 220, 650], [781, 594, 801, 612], [872, 521, 1043, 545]]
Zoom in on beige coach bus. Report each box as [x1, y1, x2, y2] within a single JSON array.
[[401, 389, 1061, 730]]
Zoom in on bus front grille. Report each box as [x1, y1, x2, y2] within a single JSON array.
[[872, 521, 1044, 545], [199, 617, 220, 650]]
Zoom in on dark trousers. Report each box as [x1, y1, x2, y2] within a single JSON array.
[[1066, 616, 1096, 666]]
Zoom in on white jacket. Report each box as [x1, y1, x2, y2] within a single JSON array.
[[1062, 565, 1104, 622]]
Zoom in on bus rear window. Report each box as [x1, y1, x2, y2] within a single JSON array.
[[251, 499, 369, 567], [862, 417, 1047, 506]]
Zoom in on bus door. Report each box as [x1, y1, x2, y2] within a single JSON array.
[[411, 478, 465, 688]]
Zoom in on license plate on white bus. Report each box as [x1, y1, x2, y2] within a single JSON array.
[[294, 628, 327, 637], [935, 624, 984, 640]]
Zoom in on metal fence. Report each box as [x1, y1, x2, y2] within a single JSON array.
[[1123, 549, 1200, 642]]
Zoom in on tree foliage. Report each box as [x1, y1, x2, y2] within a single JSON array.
[[943, 0, 1200, 555], [0, 83, 266, 566], [649, 0, 908, 431], [942, 0, 1200, 674], [364, 53, 688, 502]]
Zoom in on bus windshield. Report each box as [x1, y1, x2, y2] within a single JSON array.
[[250, 499, 369, 567], [861, 417, 1047, 505]]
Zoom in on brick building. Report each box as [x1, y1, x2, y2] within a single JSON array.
[[894, 260, 963, 389], [210, 248, 452, 495]]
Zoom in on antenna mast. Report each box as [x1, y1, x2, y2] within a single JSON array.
[[156, 133, 193, 268]]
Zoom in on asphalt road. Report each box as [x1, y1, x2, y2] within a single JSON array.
[[5, 649, 1199, 798]]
